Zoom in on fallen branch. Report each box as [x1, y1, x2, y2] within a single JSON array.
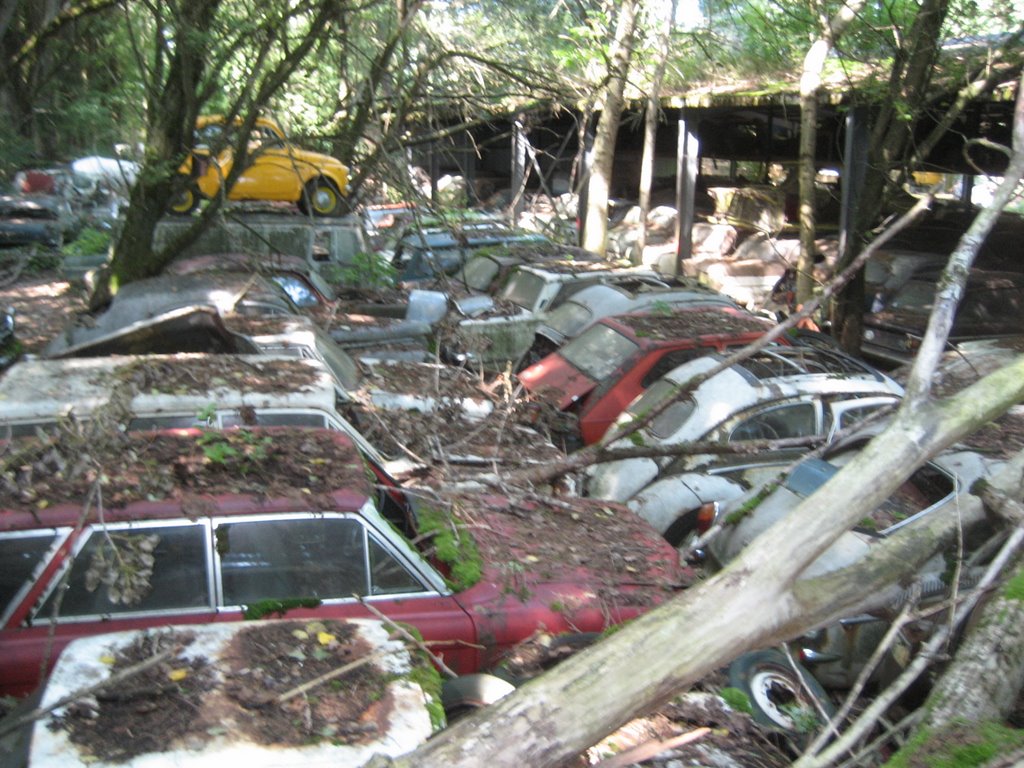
[[276, 651, 392, 704]]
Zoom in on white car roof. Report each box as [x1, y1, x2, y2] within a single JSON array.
[[610, 347, 904, 447], [0, 353, 338, 428]]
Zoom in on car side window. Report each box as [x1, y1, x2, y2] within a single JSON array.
[[1, 532, 61, 618], [36, 525, 210, 620], [729, 402, 817, 441], [217, 517, 370, 605], [368, 536, 427, 595]]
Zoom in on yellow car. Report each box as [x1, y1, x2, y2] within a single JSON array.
[[170, 116, 350, 216]]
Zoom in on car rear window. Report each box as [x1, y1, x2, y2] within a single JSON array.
[[544, 300, 592, 338], [460, 257, 501, 292], [620, 378, 696, 440], [500, 271, 546, 312], [561, 324, 639, 380]]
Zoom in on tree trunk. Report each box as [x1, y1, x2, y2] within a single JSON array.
[[796, 1, 865, 306], [796, 39, 826, 305], [581, 0, 639, 257], [830, 0, 950, 353], [636, 0, 676, 263], [925, 559, 1024, 727]]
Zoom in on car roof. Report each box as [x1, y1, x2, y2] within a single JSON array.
[[0, 427, 373, 527], [599, 305, 770, 344], [663, 345, 896, 387], [0, 354, 338, 427], [511, 260, 660, 279], [614, 348, 903, 446], [558, 280, 731, 308]]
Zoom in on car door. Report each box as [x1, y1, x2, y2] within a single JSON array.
[[1, 512, 479, 697], [231, 123, 305, 200]]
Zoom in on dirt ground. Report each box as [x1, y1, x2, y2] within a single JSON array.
[[0, 271, 87, 354]]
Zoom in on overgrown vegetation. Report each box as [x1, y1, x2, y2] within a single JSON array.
[[415, 503, 483, 592]]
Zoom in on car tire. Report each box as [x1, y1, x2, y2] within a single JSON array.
[[300, 178, 345, 217], [440, 673, 516, 722], [662, 507, 715, 563], [727, 649, 835, 734], [168, 182, 201, 215]]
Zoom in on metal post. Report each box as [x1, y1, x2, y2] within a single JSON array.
[[512, 116, 527, 222], [674, 111, 699, 276], [838, 106, 868, 261]]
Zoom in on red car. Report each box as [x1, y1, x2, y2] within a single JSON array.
[[0, 428, 682, 697], [518, 306, 777, 445]]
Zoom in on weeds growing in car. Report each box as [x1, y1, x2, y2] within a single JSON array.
[[336, 251, 397, 291], [719, 687, 753, 714]]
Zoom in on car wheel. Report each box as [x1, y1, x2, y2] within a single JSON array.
[[168, 183, 201, 215], [727, 649, 834, 734], [300, 178, 345, 217], [440, 674, 516, 722]]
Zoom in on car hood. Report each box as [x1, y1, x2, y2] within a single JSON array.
[[455, 491, 683, 595], [45, 305, 259, 358], [517, 354, 597, 410]]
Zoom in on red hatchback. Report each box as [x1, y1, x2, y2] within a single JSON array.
[[518, 306, 776, 445], [0, 427, 682, 698]]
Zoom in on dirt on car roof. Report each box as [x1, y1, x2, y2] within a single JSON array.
[[616, 307, 770, 340], [0, 428, 371, 514], [108, 354, 323, 395]]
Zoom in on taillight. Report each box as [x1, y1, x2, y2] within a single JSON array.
[[696, 502, 719, 534]]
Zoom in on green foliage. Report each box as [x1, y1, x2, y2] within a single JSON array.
[[335, 252, 397, 292], [242, 597, 322, 620], [416, 503, 483, 592], [62, 227, 113, 258], [197, 429, 271, 472], [719, 687, 753, 714], [405, 659, 446, 731], [25, 248, 63, 274], [886, 720, 1024, 768], [724, 482, 779, 526], [1003, 569, 1024, 602]]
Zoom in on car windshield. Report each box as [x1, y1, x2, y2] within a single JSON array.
[[459, 257, 500, 292], [888, 281, 937, 312], [561, 323, 639, 380], [499, 271, 546, 312], [544, 300, 593, 338], [272, 275, 319, 308], [313, 331, 361, 391]]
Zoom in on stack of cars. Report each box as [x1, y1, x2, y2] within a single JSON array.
[[0, 219, 703, 716], [1, 182, 1006, 751]]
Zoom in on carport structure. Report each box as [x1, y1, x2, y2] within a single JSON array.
[[409, 64, 1019, 275]]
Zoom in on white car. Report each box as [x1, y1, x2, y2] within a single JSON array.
[[584, 346, 904, 537], [448, 261, 669, 371]]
